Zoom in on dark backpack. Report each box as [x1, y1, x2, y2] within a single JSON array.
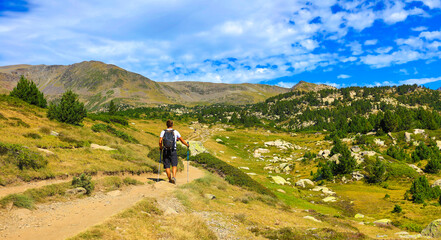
[[163, 129, 175, 150]]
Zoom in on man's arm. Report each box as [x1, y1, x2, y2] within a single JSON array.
[[159, 137, 163, 150], [178, 137, 189, 147]]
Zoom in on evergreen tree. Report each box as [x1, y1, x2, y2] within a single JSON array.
[[10, 75, 47, 108], [408, 176, 441, 203], [332, 150, 357, 175], [365, 159, 386, 183], [47, 90, 87, 125], [107, 100, 118, 115], [381, 110, 398, 132]]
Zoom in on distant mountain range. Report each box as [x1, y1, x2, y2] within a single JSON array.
[[0, 61, 290, 110]]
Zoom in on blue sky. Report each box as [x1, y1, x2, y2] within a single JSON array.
[[0, 0, 441, 89]]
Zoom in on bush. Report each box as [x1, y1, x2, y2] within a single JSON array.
[[412, 142, 433, 162], [392, 204, 402, 213], [408, 176, 441, 203], [365, 158, 386, 184], [0, 142, 47, 170], [0, 194, 34, 209], [72, 174, 94, 195], [87, 113, 128, 126], [10, 75, 47, 108], [190, 153, 275, 197], [315, 162, 334, 181], [23, 133, 42, 139], [91, 124, 139, 143], [332, 150, 357, 175], [123, 177, 143, 186], [424, 157, 441, 174], [386, 145, 409, 162], [47, 90, 87, 125]]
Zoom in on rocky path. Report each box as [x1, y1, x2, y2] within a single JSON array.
[[0, 161, 204, 240]]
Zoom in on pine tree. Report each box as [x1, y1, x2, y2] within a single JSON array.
[[381, 110, 398, 132], [107, 100, 118, 115], [47, 90, 87, 125], [10, 75, 47, 108]]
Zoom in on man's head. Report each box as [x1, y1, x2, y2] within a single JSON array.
[[166, 119, 173, 128]]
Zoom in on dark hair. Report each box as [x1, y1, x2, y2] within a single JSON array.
[[166, 120, 173, 128]]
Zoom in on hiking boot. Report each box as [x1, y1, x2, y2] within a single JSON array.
[[171, 177, 176, 184]]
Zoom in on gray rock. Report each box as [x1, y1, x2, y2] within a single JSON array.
[[408, 164, 424, 174], [352, 171, 364, 181], [414, 129, 425, 134], [295, 179, 314, 188], [351, 146, 361, 153], [432, 179, 441, 188], [204, 194, 216, 200], [272, 176, 288, 185], [405, 132, 412, 142], [421, 219, 441, 238], [50, 131, 59, 136], [238, 166, 250, 170], [374, 138, 385, 146], [65, 187, 86, 195]]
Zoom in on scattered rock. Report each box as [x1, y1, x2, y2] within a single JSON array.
[[304, 216, 321, 222], [37, 148, 55, 156], [65, 187, 87, 195], [246, 173, 257, 176], [376, 234, 388, 238], [322, 196, 337, 203], [360, 151, 376, 157], [215, 138, 223, 143], [90, 143, 117, 151], [422, 219, 441, 238], [437, 141, 441, 150], [295, 179, 314, 188], [318, 150, 331, 158], [107, 190, 122, 197], [351, 146, 361, 153], [431, 179, 441, 188], [405, 132, 412, 142], [408, 164, 424, 174], [328, 154, 340, 163], [204, 194, 216, 200], [50, 131, 59, 136], [352, 171, 364, 181], [238, 167, 249, 170], [189, 141, 208, 156], [354, 213, 364, 219], [277, 189, 286, 194], [311, 186, 335, 195], [271, 176, 289, 185], [414, 129, 425, 134], [374, 139, 385, 146], [374, 219, 392, 226]]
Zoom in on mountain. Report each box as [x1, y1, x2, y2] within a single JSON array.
[[0, 61, 289, 110], [291, 80, 336, 92]]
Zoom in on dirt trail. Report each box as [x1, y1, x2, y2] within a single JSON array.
[[0, 161, 204, 240]]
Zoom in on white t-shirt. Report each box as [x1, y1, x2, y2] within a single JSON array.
[[160, 129, 181, 149]]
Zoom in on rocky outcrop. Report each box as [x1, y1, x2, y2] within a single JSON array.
[[295, 179, 314, 188], [421, 219, 441, 238], [431, 179, 441, 188]]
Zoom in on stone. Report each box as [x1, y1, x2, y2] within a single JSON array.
[[414, 129, 425, 134], [204, 194, 216, 200], [374, 219, 392, 226], [215, 138, 223, 143], [318, 150, 331, 158], [65, 187, 87, 195], [238, 167, 250, 170], [272, 176, 288, 185], [189, 141, 208, 156], [431, 179, 441, 188], [387, 132, 394, 139], [328, 154, 340, 163], [352, 171, 364, 181], [90, 143, 117, 151], [422, 219, 441, 238], [37, 148, 55, 156], [295, 179, 314, 188], [107, 190, 122, 197], [408, 164, 424, 174], [311, 186, 335, 195], [360, 151, 376, 157], [304, 216, 321, 222], [322, 196, 337, 202], [405, 132, 412, 142], [437, 141, 441, 150], [277, 189, 286, 194], [351, 146, 361, 153], [246, 173, 257, 176], [50, 131, 59, 136], [354, 213, 364, 219], [374, 139, 385, 146]]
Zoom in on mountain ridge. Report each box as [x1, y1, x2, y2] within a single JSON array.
[[0, 61, 290, 110]]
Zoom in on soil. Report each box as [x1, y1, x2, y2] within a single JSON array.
[[0, 161, 204, 240]]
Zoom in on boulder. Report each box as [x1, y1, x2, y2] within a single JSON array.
[[405, 132, 412, 142], [37, 148, 55, 156], [238, 167, 250, 170], [437, 141, 441, 150], [408, 164, 424, 174], [414, 129, 425, 134], [351, 146, 361, 153], [277, 189, 286, 194], [65, 187, 87, 195], [50, 131, 59, 136], [188, 141, 207, 156], [271, 176, 288, 185], [246, 173, 257, 176], [360, 151, 376, 157], [318, 150, 331, 158], [352, 171, 364, 181], [311, 186, 335, 195], [421, 219, 441, 238], [374, 139, 385, 146], [215, 138, 223, 143], [322, 196, 337, 202], [328, 154, 340, 163], [354, 213, 364, 219], [295, 179, 314, 188], [304, 216, 321, 222], [431, 179, 441, 188]]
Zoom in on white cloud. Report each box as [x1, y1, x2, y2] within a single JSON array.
[[419, 31, 441, 40], [300, 39, 318, 50], [364, 39, 378, 45], [348, 41, 363, 55], [420, 0, 441, 9], [399, 68, 409, 75], [337, 74, 351, 79], [400, 76, 441, 85], [412, 26, 428, 32], [276, 81, 295, 88]]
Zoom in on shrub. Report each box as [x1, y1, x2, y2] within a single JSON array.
[[58, 133, 89, 148], [23, 133, 42, 139], [386, 145, 409, 162], [0, 142, 47, 170], [412, 142, 432, 162], [9, 117, 30, 128], [123, 177, 143, 186], [91, 124, 139, 143], [365, 158, 386, 184], [87, 113, 128, 126], [332, 150, 357, 175], [424, 157, 441, 174], [72, 174, 94, 195], [0, 194, 34, 209], [10, 75, 47, 108], [408, 176, 441, 203], [47, 90, 87, 125], [315, 161, 334, 181], [190, 153, 275, 197], [385, 162, 418, 179], [392, 204, 402, 213]]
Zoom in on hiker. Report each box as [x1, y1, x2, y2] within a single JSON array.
[[159, 120, 189, 184]]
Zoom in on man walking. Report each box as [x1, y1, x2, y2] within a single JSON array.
[[159, 120, 189, 184]]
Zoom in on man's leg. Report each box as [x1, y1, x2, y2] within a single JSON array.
[[165, 168, 171, 181], [172, 166, 177, 178]]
